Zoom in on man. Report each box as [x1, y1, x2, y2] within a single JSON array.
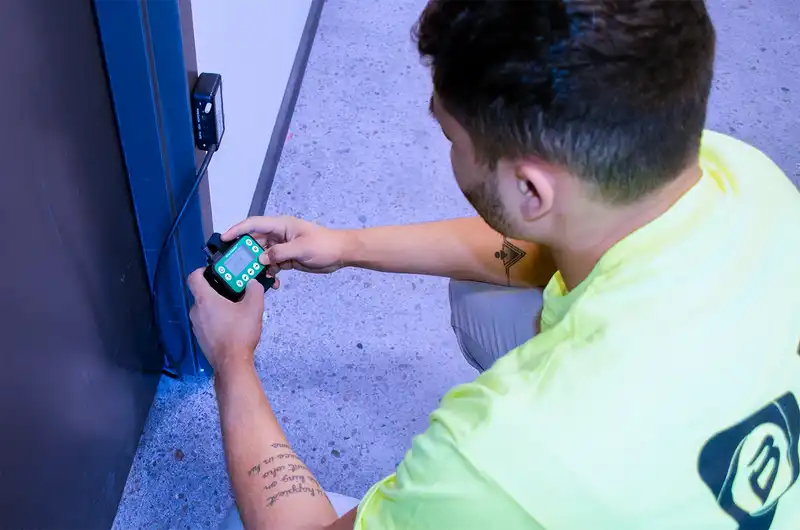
[[188, 1, 800, 528]]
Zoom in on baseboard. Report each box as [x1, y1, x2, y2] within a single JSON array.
[[249, 0, 325, 217]]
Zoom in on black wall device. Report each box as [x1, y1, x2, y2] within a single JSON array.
[[203, 233, 276, 302], [192, 72, 225, 151]]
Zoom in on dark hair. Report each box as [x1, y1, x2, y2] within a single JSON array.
[[415, 0, 716, 203]]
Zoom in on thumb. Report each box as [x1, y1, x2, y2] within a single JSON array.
[[243, 279, 266, 310], [263, 239, 310, 265]]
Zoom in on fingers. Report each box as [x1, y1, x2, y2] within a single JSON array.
[[187, 268, 214, 299], [244, 279, 266, 310], [261, 241, 309, 266], [268, 263, 287, 276], [222, 216, 289, 242]]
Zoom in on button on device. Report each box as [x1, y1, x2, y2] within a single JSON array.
[[245, 239, 253, 246], [217, 266, 226, 274], [236, 280, 244, 288], [224, 273, 232, 281], [242, 274, 249, 282], [253, 263, 261, 270], [247, 268, 255, 276], [251, 245, 259, 253], [204, 101, 212, 114]]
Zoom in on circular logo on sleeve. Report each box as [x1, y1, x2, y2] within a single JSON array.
[[698, 392, 799, 529]]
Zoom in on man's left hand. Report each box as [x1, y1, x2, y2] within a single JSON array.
[[187, 268, 266, 374]]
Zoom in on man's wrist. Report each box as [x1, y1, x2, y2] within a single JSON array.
[[212, 350, 256, 384], [339, 229, 363, 268]]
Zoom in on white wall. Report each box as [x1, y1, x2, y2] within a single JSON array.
[[191, 0, 313, 232]]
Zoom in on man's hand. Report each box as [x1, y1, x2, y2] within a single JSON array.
[[223, 216, 354, 276], [187, 269, 265, 374]]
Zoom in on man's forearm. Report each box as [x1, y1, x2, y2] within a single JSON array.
[[215, 358, 338, 530], [343, 217, 555, 288]]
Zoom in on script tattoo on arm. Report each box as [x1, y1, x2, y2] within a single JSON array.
[[248, 443, 326, 508], [495, 237, 526, 287]]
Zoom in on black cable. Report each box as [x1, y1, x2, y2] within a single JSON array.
[[153, 146, 216, 378]]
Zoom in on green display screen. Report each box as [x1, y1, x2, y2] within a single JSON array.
[[225, 245, 253, 276], [215, 237, 262, 293]]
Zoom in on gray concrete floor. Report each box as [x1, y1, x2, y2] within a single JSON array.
[[113, 0, 799, 528]]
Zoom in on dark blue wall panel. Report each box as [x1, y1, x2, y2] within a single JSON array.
[[94, 0, 207, 376]]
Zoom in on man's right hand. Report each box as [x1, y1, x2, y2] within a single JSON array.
[[223, 216, 354, 276]]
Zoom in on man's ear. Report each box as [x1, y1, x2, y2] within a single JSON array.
[[515, 163, 555, 221]]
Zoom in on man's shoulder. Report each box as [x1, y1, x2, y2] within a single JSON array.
[[701, 130, 800, 205]]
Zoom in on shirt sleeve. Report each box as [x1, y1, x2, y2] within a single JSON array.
[[353, 380, 545, 530]]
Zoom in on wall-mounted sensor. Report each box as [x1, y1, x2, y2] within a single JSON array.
[[191, 73, 224, 151]]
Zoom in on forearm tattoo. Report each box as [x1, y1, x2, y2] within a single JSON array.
[[247, 443, 325, 508], [495, 237, 526, 286]]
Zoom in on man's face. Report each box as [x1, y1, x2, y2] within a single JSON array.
[[430, 94, 516, 237]]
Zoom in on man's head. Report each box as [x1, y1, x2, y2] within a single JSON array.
[[416, 0, 716, 243]]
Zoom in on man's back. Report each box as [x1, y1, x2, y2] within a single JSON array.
[[355, 132, 800, 529]]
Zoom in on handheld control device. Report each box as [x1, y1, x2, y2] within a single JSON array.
[[203, 233, 275, 302]]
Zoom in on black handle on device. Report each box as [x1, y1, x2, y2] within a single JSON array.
[[256, 274, 276, 291]]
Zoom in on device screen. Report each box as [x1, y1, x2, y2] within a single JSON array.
[[224, 245, 252, 276]]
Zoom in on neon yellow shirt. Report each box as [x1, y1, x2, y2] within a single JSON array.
[[354, 131, 800, 529]]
